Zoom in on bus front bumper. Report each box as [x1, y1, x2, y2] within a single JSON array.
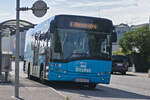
[[48, 72, 111, 84]]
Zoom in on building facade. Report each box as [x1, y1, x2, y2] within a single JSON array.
[[112, 23, 130, 51], [112, 23, 148, 51]]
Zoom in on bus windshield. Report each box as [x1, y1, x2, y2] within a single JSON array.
[[53, 29, 111, 60]]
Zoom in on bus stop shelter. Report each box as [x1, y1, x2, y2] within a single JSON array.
[[0, 20, 34, 82]]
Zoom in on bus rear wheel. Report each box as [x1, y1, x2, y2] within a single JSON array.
[[39, 64, 44, 83], [27, 63, 31, 79], [88, 83, 97, 89]]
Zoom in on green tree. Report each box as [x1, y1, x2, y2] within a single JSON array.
[[112, 49, 124, 55], [119, 25, 150, 72], [119, 25, 150, 55]]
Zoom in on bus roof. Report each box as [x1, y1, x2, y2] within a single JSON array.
[[26, 14, 113, 35], [55, 14, 112, 23], [54, 15, 113, 33]]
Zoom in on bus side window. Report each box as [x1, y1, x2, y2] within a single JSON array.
[[31, 35, 35, 50]]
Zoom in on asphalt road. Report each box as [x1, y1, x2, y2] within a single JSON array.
[[52, 73, 150, 100], [9, 62, 150, 100], [17, 72, 150, 100]]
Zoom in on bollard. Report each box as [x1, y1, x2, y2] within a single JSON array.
[[148, 69, 150, 78]]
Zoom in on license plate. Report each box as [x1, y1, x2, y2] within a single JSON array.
[[117, 63, 123, 66], [75, 78, 89, 83]]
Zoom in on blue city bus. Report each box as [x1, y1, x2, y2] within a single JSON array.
[[24, 15, 116, 88]]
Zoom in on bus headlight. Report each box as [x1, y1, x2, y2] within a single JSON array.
[[51, 64, 54, 66], [58, 64, 62, 67], [51, 68, 54, 71], [64, 71, 67, 74], [58, 75, 61, 78], [102, 78, 104, 80], [97, 72, 100, 76], [55, 68, 58, 71], [60, 69, 63, 72]]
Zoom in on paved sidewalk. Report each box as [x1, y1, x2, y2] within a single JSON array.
[[0, 74, 65, 100], [0, 62, 65, 100], [0, 85, 65, 100], [127, 72, 149, 78]]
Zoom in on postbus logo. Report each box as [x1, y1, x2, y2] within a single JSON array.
[[80, 62, 87, 68]]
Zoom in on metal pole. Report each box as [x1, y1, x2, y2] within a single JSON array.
[[149, 16, 150, 31], [0, 32, 2, 75], [15, 0, 20, 98]]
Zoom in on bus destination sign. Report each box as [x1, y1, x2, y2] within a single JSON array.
[[70, 22, 97, 29]]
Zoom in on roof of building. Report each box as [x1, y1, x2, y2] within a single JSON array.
[[0, 20, 34, 37], [130, 23, 148, 30]]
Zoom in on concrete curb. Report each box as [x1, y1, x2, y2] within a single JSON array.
[[148, 69, 150, 78], [48, 87, 69, 100], [127, 72, 148, 78]]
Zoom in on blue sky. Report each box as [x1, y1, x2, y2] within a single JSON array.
[[0, 0, 150, 25]]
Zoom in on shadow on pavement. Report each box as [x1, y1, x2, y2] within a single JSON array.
[[49, 82, 150, 100], [2, 76, 150, 100], [2, 77, 48, 88]]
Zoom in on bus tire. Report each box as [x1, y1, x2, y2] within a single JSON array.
[[27, 63, 31, 79], [88, 83, 96, 89], [23, 60, 26, 72], [39, 64, 44, 83], [122, 71, 126, 75]]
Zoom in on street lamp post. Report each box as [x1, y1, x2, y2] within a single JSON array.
[[149, 16, 150, 31]]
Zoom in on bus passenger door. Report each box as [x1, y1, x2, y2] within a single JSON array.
[[32, 34, 41, 77]]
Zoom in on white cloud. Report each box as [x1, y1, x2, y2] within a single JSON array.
[[98, 0, 150, 25], [0, 12, 15, 23], [71, 0, 137, 8], [1, 0, 149, 25]]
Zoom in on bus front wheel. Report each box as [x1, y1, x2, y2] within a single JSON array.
[[88, 83, 97, 89], [122, 71, 126, 75], [27, 63, 31, 79], [39, 64, 44, 83]]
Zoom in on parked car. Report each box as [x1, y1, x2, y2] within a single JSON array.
[[111, 55, 129, 75]]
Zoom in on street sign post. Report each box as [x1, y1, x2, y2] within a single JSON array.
[[15, 0, 49, 98], [15, 0, 20, 98], [149, 16, 150, 31]]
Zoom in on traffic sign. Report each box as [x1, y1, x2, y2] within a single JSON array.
[[32, 0, 49, 17]]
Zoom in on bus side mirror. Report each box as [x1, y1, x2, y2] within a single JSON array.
[[111, 31, 117, 42]]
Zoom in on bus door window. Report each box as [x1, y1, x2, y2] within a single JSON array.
[[45, 32, 51, 66], [33, 34, 39, 66]]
